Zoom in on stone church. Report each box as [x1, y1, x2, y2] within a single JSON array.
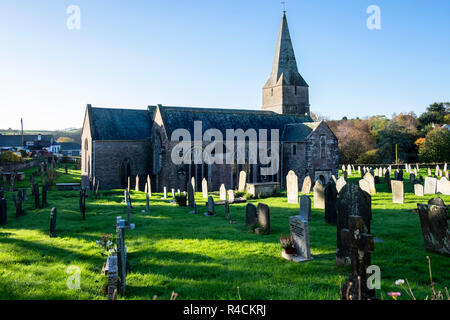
[[81, 12, 338, 192]]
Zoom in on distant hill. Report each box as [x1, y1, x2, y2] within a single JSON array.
[[0, 128, 82, 144]]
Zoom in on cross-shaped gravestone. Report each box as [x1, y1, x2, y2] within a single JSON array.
[[340, 215, 375, 300]]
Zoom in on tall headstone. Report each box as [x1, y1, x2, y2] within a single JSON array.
[[424, 177, 437, 195], [0, 197, 7, 226], [204, 196, 215, 216], [163, 187, 167, 199], [313, 181, 325, 209], [336, 177, 347, 193], [187, 182, 195, 208], [256, 203, 270, 234], [147, 175, 152, 197], [33, 183, 40, 209], [145, 194, 150, 213], [245, 203, 257, 227], [299, 195, 311, 221], [324, 180, 337, 225], [286, 170, 299, 204], [336, 183, 372, 267], [391, 180, 404, 204], [224, 200, 230, 220], [301, 176, 312, 194], [238, 171, 247, 192], [49, 207, 57, 237], [288, 215, 312, 262], [202, 178, 208, 198], [227, 190, 235, 203], [417, 198, 449, 256], [191, 176, 196, 193], [363, 172, 376, 195], [219, 184, 227, 201]]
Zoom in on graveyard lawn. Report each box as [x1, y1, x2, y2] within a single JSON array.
[[0, 166, 449, 300]]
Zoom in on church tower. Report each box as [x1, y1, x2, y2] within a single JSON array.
[[262, 12, 310, 116]]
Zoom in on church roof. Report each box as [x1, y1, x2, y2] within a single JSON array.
[[153, 105, 313, 139], [264, 12, 308, 88], [282, 122, 322, 142], [88, 105, 155, 140]]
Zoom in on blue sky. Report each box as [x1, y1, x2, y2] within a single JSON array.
[[0, 0, 449, 130]]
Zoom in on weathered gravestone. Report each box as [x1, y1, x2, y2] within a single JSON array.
[[336, 183, 372, 267], [12, 194, 22, 218], [358, 179, 371, 197], [33, 183, 40, 209], [286, 170, 299, 204], [340, 215, 375, 300], [417, 198, 449, 256], [79, 188, 87, 220], [204, 196, 215, 217], [187, 182, 195, 208], [116, 216, 134, 295], [301, 176, 312, 194], [336, 177, 347, 193], [191, 177, 196, 193], [0, 197, 7, 226], [238, 171, 247, 192], [163, 187, 167, 199], [363, 172, 376, 195], [436, 177, 450, 195], [219, 184, 227, 201], [202, 178, 208, 198], [414, 184, 424, 197], [424, 177, 437, 195], [224, 200, 230, 220], [283, 215, 312, 262], [313, 181, 325, 209], [256, 203, 270, 235], [106, 255, 118, 300], [227, 190, 235, 203], [245, 203, 257, 227], [410, 173, 416, 186], [41, 183, 48, 208], [145, 194, 150, 213], [391, 180, 404, 204], [299, 195, 311, 221], [324, 180, 337, 225], [384, 170, 391, 191], [49, 207, 57, 237], [147, 175, 152, 197]]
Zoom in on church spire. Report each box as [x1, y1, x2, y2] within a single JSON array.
[[264, 12, 308, 88]]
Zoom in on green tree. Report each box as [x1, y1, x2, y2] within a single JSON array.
[[376, 121, 417, 163], [418, 102, 450, 130], [418, 128, 450, 163]]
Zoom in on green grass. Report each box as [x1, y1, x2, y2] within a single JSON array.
[[0, 166, 449, 300]]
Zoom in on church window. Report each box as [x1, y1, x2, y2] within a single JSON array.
[[320, 135, 326, 159], [294, 86, 297, 95], [292, 144, 297, 155]]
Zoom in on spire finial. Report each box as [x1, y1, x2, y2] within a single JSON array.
[[281, 1, 286, 13]]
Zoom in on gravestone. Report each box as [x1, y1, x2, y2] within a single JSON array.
[[286, 170, 299, 204], [363, 172, 376, 195], [224, 200, 230, 220], [358, 179, 371, 196], [245, 203, 257, 227], [238, 171, 247, 192], [414, 184, 424, 196], [41, 183, 48, 208], [49, 207, 57, 237], [299, 195, 311, 221], [171, 188, 175, 203], [331, 175, 337, 184], [428, 168, 432, 176], [187, 182, 195, 208], [12, 194, 22, 218], [343, 171, 348, 180], [340, 215, 375, 300], [397, 169, 404, 181], [79, 188, 87, 220], [324, 180, 337, 225], [424, 177, 437, 194], [301, 176, 312, 194], [204, 196, 215, 217], [115, 216, 134, 295], [219, 184, 227, 201], [286, 215, 312, 262], [347, 164, 352, 175], [336, 177, 347, 193], [147, 175, 152, 196], [163, 187, 167, 199], [336, 183, 372, 267], [202, 178, 208, 198], [417, 198, 449, 256], [436, 177, 450, 195], [145, 194, 150, 213], [106, 255, 118, 300], [33, 183, 40, 209], [0, 197, 7, 225], [313, 181, 325, 209], [391, 180, 404, 204], [256, 203, 270, 234], [227, 190, 235, 203], [409, 173, 416, 186]]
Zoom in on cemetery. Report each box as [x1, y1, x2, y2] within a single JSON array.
[[0, 161, 449, 300]]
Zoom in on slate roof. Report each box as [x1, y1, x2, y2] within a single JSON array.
[[153, 105, 313, 139], [88, 105, 155, 140], [282, 122, 322, 142], [59, 142, 81, 150], [0, 134, 54, 148]]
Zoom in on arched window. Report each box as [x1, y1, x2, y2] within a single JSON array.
[[320, 136, 326, 159], [292, 144, 297, 156]]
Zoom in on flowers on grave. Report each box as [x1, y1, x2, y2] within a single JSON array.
[[388, 292, 401, 300], [96, 233, 116, 257], [280, 234, 295, 254]]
